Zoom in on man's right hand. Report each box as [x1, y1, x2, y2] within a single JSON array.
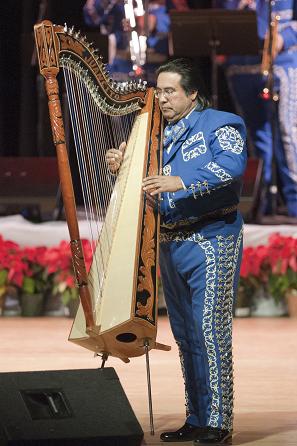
[[106, 141, 126, 173]]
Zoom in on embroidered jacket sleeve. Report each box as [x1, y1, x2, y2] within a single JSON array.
[[279, 21, 297, 52], [176, 115, 247, 201]]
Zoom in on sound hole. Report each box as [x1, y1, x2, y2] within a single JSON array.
[[116, 333, 137, 343]]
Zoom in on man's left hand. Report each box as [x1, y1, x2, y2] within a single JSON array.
[[142, 175, 184, 196]]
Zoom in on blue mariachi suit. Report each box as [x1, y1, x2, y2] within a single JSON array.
[[159, 107, 247, 430], [217, 0, 297, 217], [144, 3, 171, 85], [83, 1, 182, 85], [83, 0, 133, 78]]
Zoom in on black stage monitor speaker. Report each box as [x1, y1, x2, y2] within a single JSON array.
[[0, 368, 143, 446]]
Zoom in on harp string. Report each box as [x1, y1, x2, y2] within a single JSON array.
[[77, 77, 106, 236], [62, 62, 138, 309], [67, 67, 112, 309], [75, 74, 108, 284], [63, 66, 103, 298], [80, 83, 111, 308]]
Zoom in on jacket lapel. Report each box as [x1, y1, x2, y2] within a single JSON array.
[[163, 129, 189, 165], [163, 109, 202, 166]]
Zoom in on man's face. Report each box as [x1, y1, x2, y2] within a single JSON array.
[[156, 72, 197, 124]]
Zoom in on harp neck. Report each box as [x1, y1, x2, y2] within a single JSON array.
[[34, 20, 148, 112]]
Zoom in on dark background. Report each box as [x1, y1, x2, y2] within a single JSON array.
[[0, 0, 231, 159], [0, 0, 87, 157]]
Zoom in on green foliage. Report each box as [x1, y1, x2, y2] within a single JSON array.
[[0, 270, 8, 287], [268, 268, 297, 302], [60, 287, 79, 306]]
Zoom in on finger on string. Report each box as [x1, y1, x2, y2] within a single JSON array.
[[119, 141, 127, 153], [143, 183, 159, 192], [149, 188, 162, 196]]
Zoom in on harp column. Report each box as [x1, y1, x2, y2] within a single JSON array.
[[34, 21, 95, 331]]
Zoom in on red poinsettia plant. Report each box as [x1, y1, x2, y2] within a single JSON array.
[[21, 245, 49, 294], [42, 239, 94, 305], [240, 233, 297, 302], [0, 235, 49, 295], [0, 236, 25, 293], [0, 235, 94, 305]]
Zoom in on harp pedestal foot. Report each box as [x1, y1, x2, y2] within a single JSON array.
[[154, 342, 171, 352], [96, 352, 109, 368]]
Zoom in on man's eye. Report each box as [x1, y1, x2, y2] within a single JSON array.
[[154, 88, 175, 98]]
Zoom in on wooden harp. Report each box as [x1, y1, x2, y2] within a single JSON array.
[[34, 21, 169, 363]]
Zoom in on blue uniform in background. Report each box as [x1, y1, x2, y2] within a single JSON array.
[[144, 3, 171, 84], [159, 107, 247, 430], [83, 0, 133, 78], [217, 0, 297, 217], [83, 0, 181, 85]]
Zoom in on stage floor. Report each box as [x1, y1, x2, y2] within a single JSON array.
[[0, 316, 296, 445]]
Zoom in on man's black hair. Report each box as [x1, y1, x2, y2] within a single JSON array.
[[156, 58, 211, 110]]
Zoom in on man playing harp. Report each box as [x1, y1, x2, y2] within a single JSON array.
[[107, 58, 247, 445]]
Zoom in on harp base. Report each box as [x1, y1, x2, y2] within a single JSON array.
[[69, 305, 171, 361], [153, 342, 171, 352]]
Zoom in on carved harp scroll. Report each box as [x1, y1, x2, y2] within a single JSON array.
[[34, 20, 166, 362]]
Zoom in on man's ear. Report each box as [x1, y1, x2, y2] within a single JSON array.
[[190, 90, 198, 101]]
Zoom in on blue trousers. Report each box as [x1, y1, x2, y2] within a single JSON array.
[[159, 212, 243, 431], [226, 63, 297, 216]]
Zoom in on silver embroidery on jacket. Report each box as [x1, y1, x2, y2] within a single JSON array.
[[215, 126, 244, 154], [206, 162, 232, 182], [163, 165, 172, 176], [182, 132, 207, 162]]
